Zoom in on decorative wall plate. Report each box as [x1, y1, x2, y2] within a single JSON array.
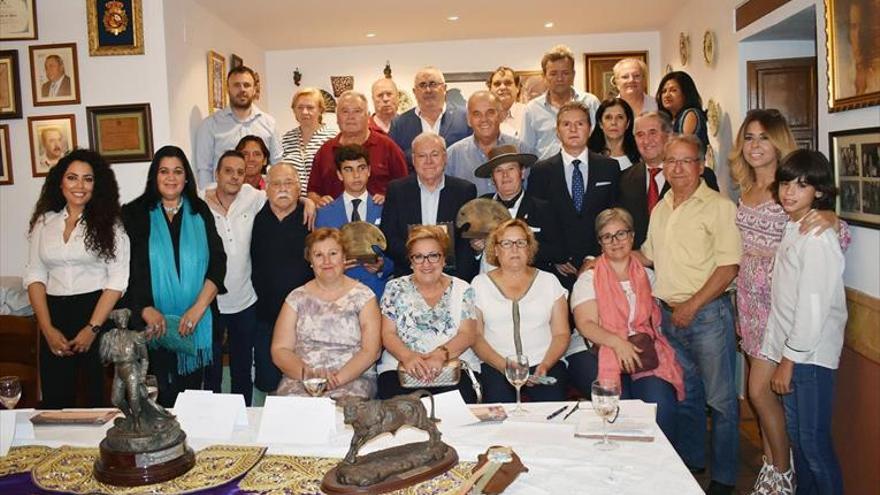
[[703, 31, 715, 65], [705, 143, 716, 170], [665, 63, 673, 75], [678, 32, 689, 66], [707, 99, 721, 137]]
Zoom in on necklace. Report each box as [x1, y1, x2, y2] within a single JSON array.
[[163, 199, 182, 216]]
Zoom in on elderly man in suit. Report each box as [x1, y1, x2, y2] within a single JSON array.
[[619, 112, 719, 248], [389, 67, 472, 169], [315, 144, 394, 297], [40, 55, 71, 98], [381, 132, 478, 281]]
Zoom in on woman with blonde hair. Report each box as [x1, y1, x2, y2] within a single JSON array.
[[729, 109, 847, 494], [281, 87, 337, 193], [612, 58, 657, 116]]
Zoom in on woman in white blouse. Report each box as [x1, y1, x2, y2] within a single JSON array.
[[25, 149, 130, 409], [472, 218, 571, 402]]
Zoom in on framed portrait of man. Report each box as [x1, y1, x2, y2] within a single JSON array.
[[825, 0, 880, 112], [28, 114, 77, 177], [0, 0, 38, 41], [28, 43, 81, 107], [0, 124, 12, 185], [0, 50, 23, 119]]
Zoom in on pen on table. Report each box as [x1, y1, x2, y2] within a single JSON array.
[[563, 402, 580, 420], [546, 405, 568, 420]]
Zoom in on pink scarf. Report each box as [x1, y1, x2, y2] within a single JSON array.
[[594, 254, 685, 400]]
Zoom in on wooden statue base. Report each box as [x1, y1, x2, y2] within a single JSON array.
[[321, 443, 458, 494], [93, 437, 196, 487]]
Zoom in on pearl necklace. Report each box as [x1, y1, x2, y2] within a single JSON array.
[[163, 200, 182, 216]]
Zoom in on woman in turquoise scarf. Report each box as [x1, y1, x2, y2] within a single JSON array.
[[122, 146, 227, 407]]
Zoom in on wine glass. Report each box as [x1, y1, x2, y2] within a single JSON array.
[[591, 379, 621, 450], [302, 366, 328, 397], [144, 375, 159, 402], [504, 355, 530, 415], [0, 376, 22, 409]]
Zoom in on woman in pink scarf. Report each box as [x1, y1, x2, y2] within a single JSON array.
[[571, 208, 684, 441]]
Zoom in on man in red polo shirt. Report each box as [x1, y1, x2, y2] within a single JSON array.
[[307, 90, 408, 207]]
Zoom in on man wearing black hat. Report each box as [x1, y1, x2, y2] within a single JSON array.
[[473, 144, 564, 274]]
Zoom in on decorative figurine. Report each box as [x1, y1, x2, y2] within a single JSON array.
[[93, 309, 195, 486], [384, 61, 392, 79], [294, 67, 302, 86], [322, 391, 458, 494]]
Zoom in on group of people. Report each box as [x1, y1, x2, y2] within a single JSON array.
[[23, 43, 848, 495]]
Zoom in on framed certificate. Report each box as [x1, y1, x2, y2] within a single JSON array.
[[86, 103, 154, 163]]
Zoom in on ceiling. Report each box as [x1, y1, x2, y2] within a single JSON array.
[[195, 0, 688, 50]]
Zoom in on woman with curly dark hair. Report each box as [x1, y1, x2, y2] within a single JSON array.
[[122, 145, 226, 407], [24, 149, 130, 408], [587, 97, 640, 171], [655, 71, 709, 149]]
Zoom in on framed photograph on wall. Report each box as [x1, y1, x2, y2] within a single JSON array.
[[584, 51, 648, 100], [831, 127, 880, 229], [86, 0, 145, 56], [0, 0, 38, 41], [28, 114, 77, 177], [0, 50, 23, 119], [230, 53, 243, 69], [28, 43, 81, 106], [0, 124, 12, 185], [516, 70, 544, 103], [825, 0, 880, 112], [86, 103, 153, 163], [207, 50, 226, 114]]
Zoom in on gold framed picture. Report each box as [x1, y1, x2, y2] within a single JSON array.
[[584, 51, 648, 100], [208, 50, 227, 114], [86, 0, 145, 56], [28, 114, 77, 177], [0, 0, 38, 41], [28, 43, 81, 107], [824, 0, 880, 112], [86, 103, 154, 163], [0, 124, 12, 185], [0, 50, 23, 119]]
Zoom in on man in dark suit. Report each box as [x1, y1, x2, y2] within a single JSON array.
[[381, 132, 478, 281], [40, 55, 72, 98], [527, 100, 621, 289], [620, 112, 719, 248], [389, 67, 472, 169], [315, 144, 394, 297], [473, 144, 564, 273]]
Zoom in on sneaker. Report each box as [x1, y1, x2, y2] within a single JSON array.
[[706, 480, 735, 495], [749, 456, 775, 495]]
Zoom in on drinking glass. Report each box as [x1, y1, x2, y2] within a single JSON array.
[[591, 379, 621, 450], [303, 366, 328, 397], [504, 355, 530, 415], [0, 376, 22, 409], [144, 375, 159, 402]]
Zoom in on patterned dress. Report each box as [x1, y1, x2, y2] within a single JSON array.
[[275, 282, 377, 399]]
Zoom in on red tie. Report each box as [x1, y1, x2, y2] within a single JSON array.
[[647, 167, 661, 213]]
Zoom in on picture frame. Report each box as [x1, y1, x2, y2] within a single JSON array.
[[86, 0, 145, 56], [442, 69, 544, 107], [824, 0, 880, 112], [0, 124, 12, 185], [230, 53, 243, 69], [0, 50, 23, 119], [207, 50, 226, 114], [86, 103, 153, 163], [584, 51, 648, 100], [28, 114, 77, 178], [28, 43, 81, 106], [0, 0, 38, 41], [830, 127, 880, 229]]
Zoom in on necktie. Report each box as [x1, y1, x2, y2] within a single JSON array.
[[571, 159, 584, 213], [350, 198, 362, 222], [647, 167, 661, 213], [497, 191, 523, 210]]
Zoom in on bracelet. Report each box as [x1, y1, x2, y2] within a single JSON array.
[[87, 323, 101, 334], [438, 345, 451, 361]]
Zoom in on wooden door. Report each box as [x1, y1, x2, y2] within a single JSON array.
[[747, 57, 818, 149]]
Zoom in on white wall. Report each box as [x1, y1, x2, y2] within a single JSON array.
[[264, 32, 662, 135], [0, 0, 171, 278]]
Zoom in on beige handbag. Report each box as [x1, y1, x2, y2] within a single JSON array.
[[397, 359, 462, 388]]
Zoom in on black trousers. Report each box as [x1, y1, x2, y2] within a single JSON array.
[[377, 370, 479, 404], [41, 290, 104, 409], [148, 347, 205, 408]]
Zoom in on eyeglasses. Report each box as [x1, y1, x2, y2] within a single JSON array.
[[410, 252, 443, 264], [416, 81, 444, 90], [663, 157, 701, 167], [598, 229, 633, 245], [497, 239, 529, 250]]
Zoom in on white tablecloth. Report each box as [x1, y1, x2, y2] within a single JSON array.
[[12, 400, 702, 495]]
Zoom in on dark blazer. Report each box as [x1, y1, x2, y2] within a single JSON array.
[[381, 174, 478, 281], [389, 106, 472, 170], [480, 192, 565, 272], [527, 151, 621, 283], [619, 162, 719, 248]]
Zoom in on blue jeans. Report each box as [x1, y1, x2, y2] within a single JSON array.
[[783, 364, 843, 495], [217, 304, 258, 406], [254, 319, 282, 393], [662, 296, 738, 486]]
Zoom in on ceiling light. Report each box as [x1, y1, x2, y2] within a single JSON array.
[[447, 16, 460, 21], [544, 22, 554, 28], [366, 33, 376, 38]]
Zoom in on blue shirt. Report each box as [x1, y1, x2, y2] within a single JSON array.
[[194, 105, 283, 188], [418, 176, 445, 225], [520, 88, 600, 160], [445, 133, 532, 196]]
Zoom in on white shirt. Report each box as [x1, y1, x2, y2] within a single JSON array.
[[612, 155, 633, 172], [203, 184, 266, 313], [561, 149, 590, 198], [571, 268, 657, 336], [24, 210, 130, 296], [762, 222, 847, 369], [415, 104, 445, 134], [48, 78, 63, 97], [418, 176, 445, 225], [645, 164, 666, 193], [472, 270, 568, 366], [343, 191, 369, 222], [500, 102, 526, 138]]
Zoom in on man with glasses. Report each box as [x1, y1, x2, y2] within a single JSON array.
[[389, 67, 472, 169], [640, 134, 741, 495], [381, 132, 478, 281], [521, 45, 600, 160]]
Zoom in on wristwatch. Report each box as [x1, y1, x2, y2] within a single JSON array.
[[438, 345, 451, 361], [87, 323, 101, 334]]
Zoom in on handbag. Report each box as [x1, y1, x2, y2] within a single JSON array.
[[398, 359, 461, 388], [627, 332, 659, 374]]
